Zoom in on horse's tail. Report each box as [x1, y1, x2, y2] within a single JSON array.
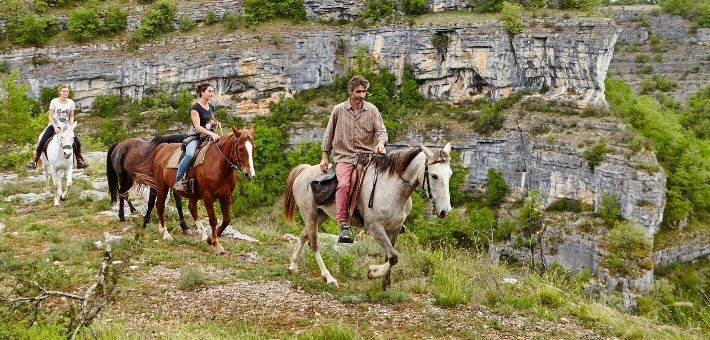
[[126, 144, 165, 192], [150, 134, 186, 146], [106, 143, 119, 204], [284, 164, 309, 223]]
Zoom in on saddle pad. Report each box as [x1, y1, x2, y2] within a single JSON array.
[[166, 140, 213, 169]]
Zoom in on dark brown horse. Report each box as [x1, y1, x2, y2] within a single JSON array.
[[106, 135, 190, 232], [131, 127, 255, 254]]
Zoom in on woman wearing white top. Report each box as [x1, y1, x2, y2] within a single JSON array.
[[27, 84, 89, 169]]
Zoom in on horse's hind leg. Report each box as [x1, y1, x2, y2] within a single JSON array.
[[61, 165, 73, 201], [203, 195, 225, 255], [188, 198, 207, 241], [142, 190, 157, 229], [173, 191, 191, 235], [155, 190, 173, 241], [288, 210, 327, 273]]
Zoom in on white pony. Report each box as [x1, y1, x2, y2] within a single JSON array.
[[39, 122, 77, 206], [284, 143, 453, 289]]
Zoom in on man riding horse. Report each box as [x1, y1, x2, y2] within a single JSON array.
[[320, 75, 388, 243]]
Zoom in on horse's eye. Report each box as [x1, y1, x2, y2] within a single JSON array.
[[432, 174, 439, 180]]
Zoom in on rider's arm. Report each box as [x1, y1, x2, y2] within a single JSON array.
[[321, 107, 338, 156], [373, 107, 388, 148], [48, 109, 59, 131], [191, 110, 219, 139], [68, 108, 75, 124]]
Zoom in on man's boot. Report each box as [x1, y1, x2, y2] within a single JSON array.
[[338, 222, 353, 243], [76, 152, 89, 169]]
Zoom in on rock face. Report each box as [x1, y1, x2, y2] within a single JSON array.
[[0, 18, 617, 111], [608, 5, 709, 103], [653, 241, 710, 267], [303, 0, 365, 21]]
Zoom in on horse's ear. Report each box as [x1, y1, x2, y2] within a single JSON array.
[[442, 142, 451, 154], [420, 144, 433, 159], [248, 127, 254, 137], [232, 127, 241, 137]]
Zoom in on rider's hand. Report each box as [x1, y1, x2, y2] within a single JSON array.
[[53, 126, 60, 134], [211, 132, 221, 141], [319, 157, 329, 173], [375, 144, 386, 155]]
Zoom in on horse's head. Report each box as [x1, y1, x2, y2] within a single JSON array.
[[58, 122, 77, 159], [420, 142, 453, 218], [230, 127, 256, 181]]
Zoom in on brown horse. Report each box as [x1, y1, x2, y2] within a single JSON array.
[[131, 127, 255, 254], [106, 135, 190, 232]]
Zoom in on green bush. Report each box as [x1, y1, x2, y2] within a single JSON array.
[[635, 54, 650, 63], [680, 86, 709, 140], [640, 75, 677, 94], [582, 142, 607, 171], [484, 168, 508, 207], [431, 33, 449, 53], [403, 0, 429, 15], [412, 209, 471, 248], [134, 0, 177, 42], [599, 194, 621, 226], [516, 190, 543, 243], [469, 207, 495, 249], [449, 150, 472, 206], [178, 15, 196, 31], [178, 266, 206, 290], [10, 14, 59, 46], [660, 0, 710, 29], [359, 0, 396, 25], [222, 11, 245, 30], [605, 77, 709, 225], [205, 11, 217, 25], [94, 95, 120, 118], [501, 1, 524, 35], [0, 71, 45, 145], [479, 0, 505, 13], [606, 221, 651, 260], [546, 198, 594, 213], [68, 7, 101, 42], [102, 5, 128, 35], [243, 0, 306, 24]]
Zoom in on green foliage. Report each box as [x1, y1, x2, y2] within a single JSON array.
[[431, 33, 449, 53], [449, 150, 472, 206], [206, 11, 217, 25], [680, 86, 709, 140], [402, 0, 429, 15], [131, 0, 177, 46], [599, 194, 621, 226], [501, 1, 524, 35], [640, 75, 677, 94], [635, 54, 650, 64], [222, 11, 246, 30], [94, 95, 120, 118], [243, 0, 306, 24], [484, 168, 508, 207], [400, 64, 421, 107], [174, 89, 194, 116], [648, 260, 710, 332], [0, 71, 44, 145], [660, 0, 710, 29], [358, 0, 396, 25], [605, 221, 651, 260], [103, 5, 128, 35], [431, 257, 473, 307], [479, 0, 505, 13], [582, 142, 608, 171], [297, 324, 361, 340], [98, 119, 129, 146], [515, 190, 543, 242], [69, 7, 101, 42], [178, 15, 196, 31], [468, 207, 495, 249], [605, 77, 710, 225], [546, 198, 594, 213], [9, 14, 59, 46], [178, 266, 207, 290], [412, 209, 472, 248]]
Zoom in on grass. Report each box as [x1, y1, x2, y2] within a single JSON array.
[[0, 163, 705, 339]]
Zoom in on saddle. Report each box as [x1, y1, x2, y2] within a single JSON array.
[[310, 153, 380, 224], [167, 137, 213, 194]]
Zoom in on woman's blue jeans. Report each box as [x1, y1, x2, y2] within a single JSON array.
[[175, 139, 199, 182]]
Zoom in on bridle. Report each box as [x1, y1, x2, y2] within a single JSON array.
[[214, 134, 246, 174]]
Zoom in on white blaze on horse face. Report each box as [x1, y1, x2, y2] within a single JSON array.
[[245, 140, 255, 178], [430, 163, 453, 218]]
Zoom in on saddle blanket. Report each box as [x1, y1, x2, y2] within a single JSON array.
[[166, 140, 213, 169]]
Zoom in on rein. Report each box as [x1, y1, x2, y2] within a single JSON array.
[[213, 135, 242, 172], [398, 153, 434, 201]]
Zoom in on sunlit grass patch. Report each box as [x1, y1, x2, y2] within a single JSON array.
[[177, 266, 207, 290]]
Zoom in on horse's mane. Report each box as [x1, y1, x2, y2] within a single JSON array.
[[150, 134, 187, 146], [372, 147, 450, 176]]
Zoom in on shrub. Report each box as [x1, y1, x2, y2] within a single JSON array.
[[484, 168, 508, 207], [103, 5, 128, 35], [449, 150, 472, 206], [515, 190, 543, 244], [635, 54, 650, 63], [178, 15, 196, 31], [582, 142, 607, 171], [68, 7, 101, 42], [640, 75, 677, 94], [402, 0, 429, 15], [10, 14, 59, 46], [479, 0, 505, 13], [469, 207, 495, 249], [359, 0, 396, 24], [205, 10, 217, 25], [501, 1, 524, 35], [599, 194, 621, 225], [0, 71, 45, 145], [431, 33, 449, 53], [222, 11, 244, 30], [134, 0, 177, 42], [174, 89, 193, 115], [94, 95, 120, 118], [606, 221, 651, 260], [178, 266, 206, 290], [431, 258, 472, 307], [243, 0, 306, 24]]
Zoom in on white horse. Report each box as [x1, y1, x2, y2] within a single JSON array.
[[284, 143, 453, 289], [39, 122, 77, 206]]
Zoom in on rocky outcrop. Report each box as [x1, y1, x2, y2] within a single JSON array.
[[608, 5, 709, 103], [653, 241, 710, 267], [0, 18, 618, 111], [303, 0, 365, 21], [428, 0, 471, 12]]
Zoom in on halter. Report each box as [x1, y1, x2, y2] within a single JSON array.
[[398, 153, 435, 201], [214, 134, 243, 172]]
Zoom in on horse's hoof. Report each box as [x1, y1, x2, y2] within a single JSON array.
[[163, 234, 173, 241], [367, 270, 375, 280], [288, 264, 299, 273], [53, 203, 60, 207], [206, 237, 213, 246], [60, 196, 67, 201], [200, 234, 208, 242], [182, 228, 193, 236], [325, 278, 339, 287], [214, 248, 227, 255]]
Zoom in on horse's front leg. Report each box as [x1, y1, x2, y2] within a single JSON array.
[[188, 198, 207, 242], [51, 168, 62, 206], [216, 196, 231, 237], [60, 165, 73, 201], [366, 222, 399, 290], [203, 195, 224, 255]]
